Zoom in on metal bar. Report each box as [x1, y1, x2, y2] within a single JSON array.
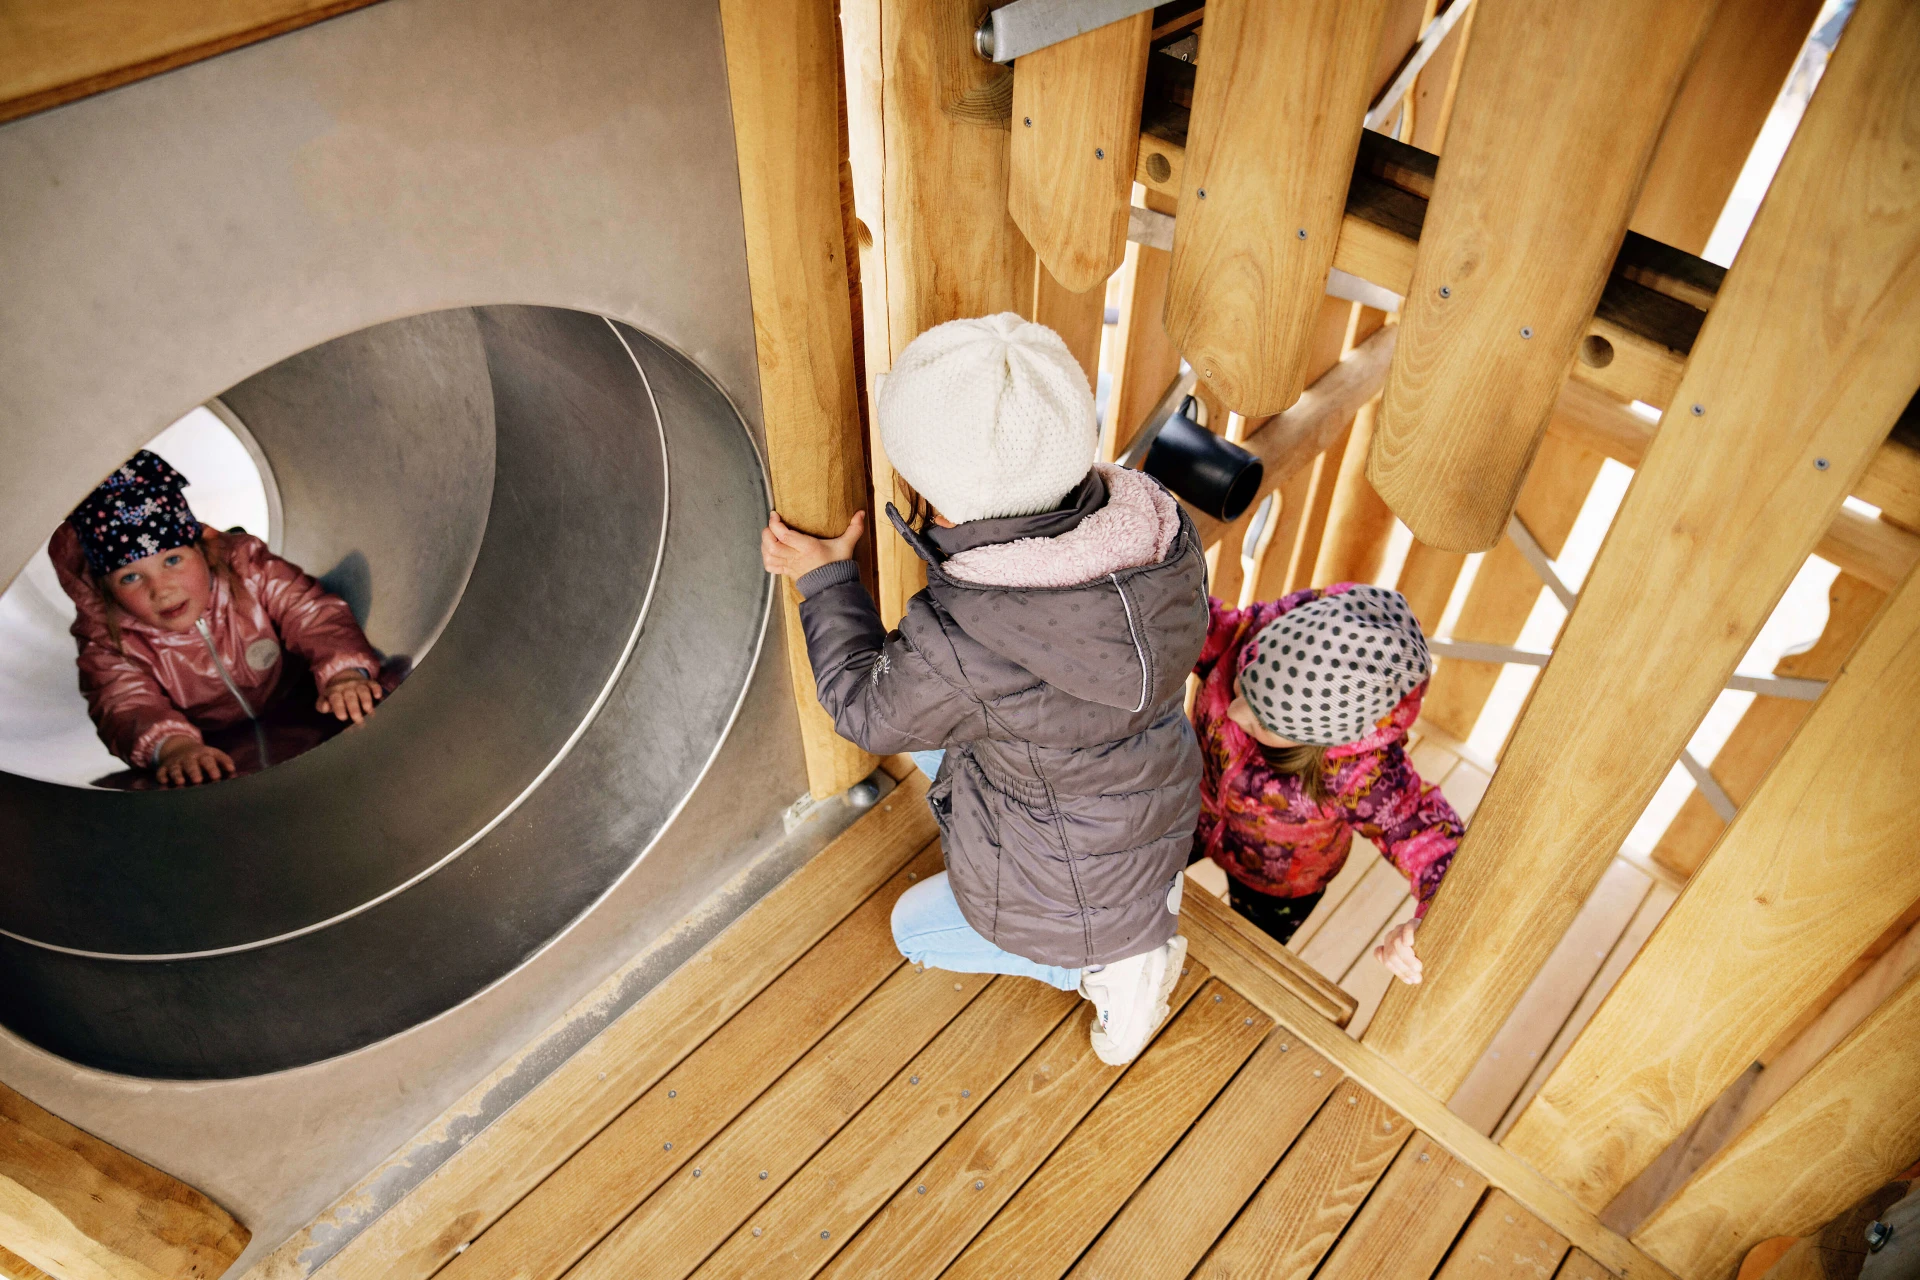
[[1363, 0, 1475, 131], [1127, 203, 1175, 251], [1724, 672, 1827, 701], [975, 0, 1161, 63], [1429, 638, 1551, 667], [1679, 749, 1738, 822], [1506, 513, 1579, 609], [1125, 206, 1406, 312]]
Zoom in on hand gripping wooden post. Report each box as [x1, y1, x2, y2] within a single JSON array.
[[1163, 0, 1391, 417], [1362, 0, 1920, 1099], [1367, 0, 1720, 551], [720, 0, 877, 797]]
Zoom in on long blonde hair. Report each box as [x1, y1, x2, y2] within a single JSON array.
[[1262, 742, 1331, 804], [90, 527, 246, 652]]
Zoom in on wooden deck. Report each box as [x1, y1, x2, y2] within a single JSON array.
[[318, 764, 1670, 1280]]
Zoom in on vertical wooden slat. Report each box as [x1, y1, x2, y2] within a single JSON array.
[[1633, 971, 1920, 1280], [1030, 260, 1106, 391], [1100, 191, 1181, 464], [1629, 0, 1825, 255], [1368, 0, 1720, 551], [1501, 561, 1920, 1211], [1009, 13, 1149, 292], [1396, 540, 1467, 635], [1408, 2, 1473, 154], [1434, 1190, 1569, 1280], [1364, 0, 1920, 1097], [722, 0, 877, 796], [1164, 0, 1392, 416]]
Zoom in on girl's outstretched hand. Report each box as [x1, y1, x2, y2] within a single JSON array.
[[319, 672, 383, 724], [761, 510, 866, 582], [1375, 918, 1423, 984], [154, 737, 236, 787]]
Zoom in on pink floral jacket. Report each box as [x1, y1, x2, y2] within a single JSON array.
[[1192, 585, 1461, 915]]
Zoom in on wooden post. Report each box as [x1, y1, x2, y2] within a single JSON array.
[[1408, 1, 1474, 154], [1632, 970, 1920, 1279], [1308, 307, 1396, 590], [1500, 560, 1920, 1211], [1368, 0, 1721, 551], [1363, 0, 1920, 1097], [722, 0, 878, 797], [0, 1082, 247, 1280], [1008, 13, 1149, 292], [1099, 191, 1181, 464], [1030, 261, 1105, 393], [1395, 540, 1466, 636], [1164, 0, 1392, 416]]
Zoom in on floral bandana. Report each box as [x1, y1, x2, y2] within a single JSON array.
[[67, 450, 202, 574]]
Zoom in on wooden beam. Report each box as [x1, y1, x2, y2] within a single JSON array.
[[1363, 0, 1920, 1098], [1180, 897, 1680, 1280], [1630, 0, 1825, 255], [0, 0, 382, 124], [720, 0, 877, 797], [1163, 0, 1392, 416], [1367, 0, 1721, 551], [1008, 13, 1149, 292], [1632, 970, 1920, 1280], [1501, 558, 1920, 1211], [0, 1081, 247, 1280]]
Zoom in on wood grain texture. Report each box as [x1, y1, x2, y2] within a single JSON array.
[[1365, 0, 1920, 1098], [1032, 260, 1105, 393], [568, 962, 992, 1280], [1368, 0, 1719, 550], [0, 1082, 247, 1280], [1629, 0, 1825, 255], [1009, 13, 1149, 291], [692, 978, 1077, 1280], [1183, 902, 1679, 1280], [1247, 466, 1318, 605], [0, 0, 381, 123], [1649, 573, 1886, 878], [439, 841, 944, 1280], [1165, 0, 1392, 415], [944, 982, 1269, 1280], [1409, 1, 1474, 154], [1314, 1134, 1487, 1280], [1634, 971, 1920, 1280], [1183, 878, 1358, 1026], [313, 782, 935, 1280], [1100, 191, 1182, 462], [1190, 1085, 1408, 1280], [1436, 1190, 1570, 1280], [1070, 1035, 1346, 1279], [0, 1244, 55, 1280], [1398, 539, 1469, 636], [1311, 306, 1397, 588], [814, 964, 1210, 1280], [1505, 560, 1920, 1211], [1300, 859, 1412, 982], [1343, 896, 1419, 1039], [1554, 1252, 1614, 1280], [721, 0, 876, 797]]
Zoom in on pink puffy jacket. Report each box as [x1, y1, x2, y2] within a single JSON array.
[[51, 523, 381, 767]]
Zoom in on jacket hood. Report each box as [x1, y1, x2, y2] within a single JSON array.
[[890, 468, 1206, 711]]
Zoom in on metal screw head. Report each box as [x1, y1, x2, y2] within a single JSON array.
[[1418, 1152, 1431, 1163], [1279, 1043, 1290, 1052], [664, 1142, 673, 1150], [1214, 993, 1223, 1002], [917, 1184, 928, 1194], [1312, 1069, 1323, 1077], [693, 1168, 702, 1177], [961, 1089, 971, 1098], [1296, 227, 1308, 240], [1438, 284, 1452, 299], [753, 1228, 763, 1237], [1815, 457, 1831, 471], [1520, 326, 1534, 339], [760, 1170, 769, 1179], [1244, 1017, 1253, 1025], [669, 1090, 677, 1098], [821, 1231, 831, 1240], [975, 1180, 986, 1190], [1197, 187, 1208, 199], [1866, 1220, 1893, 1252], [1095, 147, 1106, 159], [1691, 403, 1706, 416], [909, 1075, 920, 1085]]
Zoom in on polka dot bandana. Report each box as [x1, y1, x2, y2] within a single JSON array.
[[1236, 586, 1430, 746], [66, 450, 202, 575]]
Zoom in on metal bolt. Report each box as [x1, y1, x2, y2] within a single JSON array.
[[954, 982, 963, 991], [908, 873, 917, 881], [1023, 116, 1032, 127], [1244, 1017, 1253, 1025], [753, 1228, 763, 1237], [821, 1231, 832, 1240], [975, 1180, 986, 1190], [1438, 285, 1452, 299], [669, 1090, 677, 1098], [1520, 326, 1534, 339], [1347, 1096, 1358, 1105], [918, 1184, 928, 1194], [760, 1170, 769, 1179], [1815, 457, 1831, 471], [1279, 1043, 1290, 1052], [1312, 1069, 1323, 1077], [847, 780, 881, 809], [1197, 188, 1208, 199], [693, 1168, 703, 1177], [1214, 994, 1223, 1002], [962, 1090, 971, 1098], [910, 1075, 920, 1085], [1691, 403, 1705, 416], [664, 1142, 673, 1150], [1296, 227, 1308, 240], [1418, 1152, 1431, 1163], [1866, 1220, 1893, 1252], [1095, 147, 1106, 159]]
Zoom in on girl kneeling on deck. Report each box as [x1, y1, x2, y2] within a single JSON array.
[[1193, 585, 1462, 985], [760, 314, 1208, 1066]]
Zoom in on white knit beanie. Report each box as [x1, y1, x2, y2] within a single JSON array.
[[878, 313, 1098, 525]]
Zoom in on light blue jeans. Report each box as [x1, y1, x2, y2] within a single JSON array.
[[891, 871, 1083, 993]]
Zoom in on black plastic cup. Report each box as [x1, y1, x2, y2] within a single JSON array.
[[1143, 397, 1264, 521]]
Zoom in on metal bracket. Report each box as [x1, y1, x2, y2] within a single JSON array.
[[975, 0, 1162, 63]]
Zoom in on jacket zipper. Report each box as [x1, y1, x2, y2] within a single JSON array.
[[196, 618, 257, 720]]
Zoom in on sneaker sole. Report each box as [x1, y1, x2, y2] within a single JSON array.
[[1089, 934, 1189, 1066]]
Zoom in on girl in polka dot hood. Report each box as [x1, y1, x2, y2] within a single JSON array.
[[1191, 584, 1462, 984]]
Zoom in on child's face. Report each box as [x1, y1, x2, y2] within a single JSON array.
[[1228, 695, 1300, 749], [107, 544, 211, 632]]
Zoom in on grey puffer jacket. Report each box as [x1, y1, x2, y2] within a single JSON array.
[[796, 469, 1208, 967]]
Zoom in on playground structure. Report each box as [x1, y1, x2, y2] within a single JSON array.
[[0, 0, 1915, 1278]]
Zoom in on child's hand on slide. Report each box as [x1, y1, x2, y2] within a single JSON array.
[[761, 510, 866, 582], [154, 737, 236, 787], [1374, 919, 1423, 984], [319, 672, 383, 724]]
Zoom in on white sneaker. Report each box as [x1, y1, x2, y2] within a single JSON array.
[[1081, 935, 1188, 1066]]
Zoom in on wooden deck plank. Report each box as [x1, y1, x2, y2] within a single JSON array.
[[1300, 859, 1410, 980], [1437, 762, 1492, 823], [1503, 563, 1920, 1209], [1364, 0, 1920, 1098], [439, 840, 944, 1280], [1340, 895, 1417, 1039], [566, 962, 995, 1280], [1313, 1134, 1488, 1280], [943, 981, 1271, 1280], [1367, 0, 1719, 550], [318, 781, 937, 1280], [1066, 1034, 1344, 1279], [1182, 875, 1358, 1026], [690, 977, 1077, 1280], [1450, 860, 1652, 1135], [1553, 1252, 1612, 1280], [815, 964, 1210, 1280], [1189, 1086, 1409, 1280], [1435, 1190, 1570, 1280]]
